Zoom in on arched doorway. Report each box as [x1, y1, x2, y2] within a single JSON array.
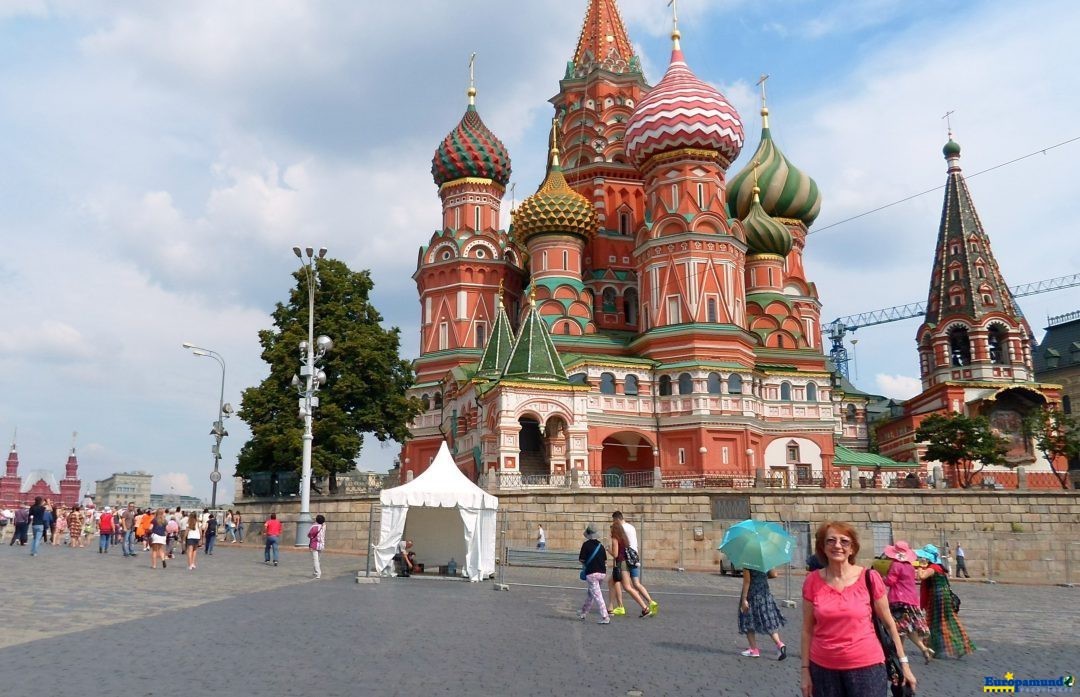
[[518, 416, 546, 476], [545, 416, 569, 477], [600, 432, 655, 487]]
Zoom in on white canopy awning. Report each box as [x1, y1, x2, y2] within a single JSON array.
[[374, 441, 498, 581]]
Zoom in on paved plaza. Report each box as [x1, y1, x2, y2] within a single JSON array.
[[1, 540, 1078, 696]]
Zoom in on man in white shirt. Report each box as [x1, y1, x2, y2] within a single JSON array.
[[396, 539, 415, 576], [955, 544, 970, 578], [536, 524, 546, 549], [612, 511, 658, 616]]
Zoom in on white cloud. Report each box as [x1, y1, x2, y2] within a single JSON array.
[[155, 471, 194, 496], [874, 374, 922, 400]]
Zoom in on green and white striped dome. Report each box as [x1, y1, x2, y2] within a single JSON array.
[[728, 113, 820, 225]]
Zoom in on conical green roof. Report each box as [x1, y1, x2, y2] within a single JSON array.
[[476, 298, 514, 379], [728, 113, 821, 225], [503, 295, 568, 383]]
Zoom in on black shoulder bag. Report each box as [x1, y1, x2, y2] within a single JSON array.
[[864, 569, 913, 697]]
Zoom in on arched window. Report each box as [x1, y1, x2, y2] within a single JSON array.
[[420, 394, 430, 410], [1064, 395, 1073, 414], [678, 373, 693, 395], [599, 372, 617, 395], [988, 325, 1009, 364], [728, 374, 743, 395], [569, 373, 588, 385], [846, 404, 857, 423], [780, 382, 792, 401], [658, 375, 672, 396], [619, 211, 630, 236], [806, 382, 818, 402], [434, 393, 443, 410], [949, 326, 972, 366], [976, 266, 985, 278], [707, 372, 723, 394], [624, 374, 639, 396], [563, 322, 572, 335], [602, 287, 617, 312], [624, 289, 638, 326]]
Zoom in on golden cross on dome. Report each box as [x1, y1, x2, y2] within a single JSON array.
[[71, 430, 78, 452], [529, 285, 537, 307], [667, 0, 681, 48], [549, 117, 561, 168], [942, 109, 955, 138], [751, 159, 762, 199], [498, 279, 505, 307], [756, 73, 770, 126], [468, 52, 477, 105]]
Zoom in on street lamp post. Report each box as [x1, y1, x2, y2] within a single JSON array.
[[292, 245, 331, 546], [182, 343, 233, 508]]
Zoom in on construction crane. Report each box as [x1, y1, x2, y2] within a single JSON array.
[[825, 272, 1080, 379]]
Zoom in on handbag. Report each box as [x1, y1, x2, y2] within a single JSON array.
[[580, 542, 602, 581], [950, 588, 961, 613], [864, 570, 913, 697]]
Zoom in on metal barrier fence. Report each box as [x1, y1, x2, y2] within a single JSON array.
[[493, 509, 796, 604], [916, 529, 1080, 587]]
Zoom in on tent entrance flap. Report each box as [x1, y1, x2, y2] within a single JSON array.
[[405, 506, 466, 569]]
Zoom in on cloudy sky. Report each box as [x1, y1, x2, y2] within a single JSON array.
[[1, 0, 1077, 502]]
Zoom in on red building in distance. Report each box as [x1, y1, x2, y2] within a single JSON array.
[[0, 436, 83, 508]]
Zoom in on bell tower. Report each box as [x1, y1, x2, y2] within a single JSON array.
[[916, 136, 1034, 388]]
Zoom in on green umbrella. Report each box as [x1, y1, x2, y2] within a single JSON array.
[[718, 519, 793, 572]]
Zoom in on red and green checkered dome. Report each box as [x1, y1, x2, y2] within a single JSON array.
[[431, 104, 511, 188]]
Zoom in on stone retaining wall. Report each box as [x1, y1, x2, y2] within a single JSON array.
[[235, 490, 1080, 583]]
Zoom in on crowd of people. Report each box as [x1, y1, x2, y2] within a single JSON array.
[[2, 497, 250, 569], [3, 500, 327, 579], [575, 517, 978, 696]]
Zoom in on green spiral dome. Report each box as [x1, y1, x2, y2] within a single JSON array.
[[728, 118, 821, 225]]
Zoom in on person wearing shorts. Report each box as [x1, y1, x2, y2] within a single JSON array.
[[185, 511, 201, 570], [613, 511, 658, 616]]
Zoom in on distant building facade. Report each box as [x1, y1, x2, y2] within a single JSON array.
[[149, 493, 203, 511], [94, 472, 152, 509], [1034, 310, 1080, 486]]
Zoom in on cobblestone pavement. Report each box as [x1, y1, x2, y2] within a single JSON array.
[[1, 541, 1077, 696]]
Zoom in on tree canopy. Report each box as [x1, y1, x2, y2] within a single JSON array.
[[1023, 407, 1080, 490], [916, 412, 1008, 489], [236, 258, 421, 492]]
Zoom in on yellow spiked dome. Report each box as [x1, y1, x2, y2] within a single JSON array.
[[512, 123, 598, 244]]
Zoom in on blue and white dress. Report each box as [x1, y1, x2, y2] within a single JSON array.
[[738, 570, 786, 634]]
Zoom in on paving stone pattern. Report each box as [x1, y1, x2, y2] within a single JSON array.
[[1, 541, 1078, 696]]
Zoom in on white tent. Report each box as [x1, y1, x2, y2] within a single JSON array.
[[373, 441, 498, 582]]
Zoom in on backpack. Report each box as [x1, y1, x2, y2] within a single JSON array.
[[206, 519, 218, 534]]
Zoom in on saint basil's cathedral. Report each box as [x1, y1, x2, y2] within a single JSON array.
[[400, 0, 1066, 489]]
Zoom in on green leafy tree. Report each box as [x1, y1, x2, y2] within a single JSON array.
[[237, 258, 421, 493], [1023, 407, 1080, 490], [915, 412, 1009, 488]]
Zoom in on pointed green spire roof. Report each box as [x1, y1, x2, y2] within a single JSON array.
[[476, 291, 514, 379], [503, 290, 569, 383]]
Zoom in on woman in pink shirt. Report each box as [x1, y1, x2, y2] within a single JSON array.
[[800, 522, 916, 697], [882, 541, 933, 664]]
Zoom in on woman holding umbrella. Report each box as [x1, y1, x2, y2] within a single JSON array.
[[738, 566, 787, 658], [720, 519, 792, 659]]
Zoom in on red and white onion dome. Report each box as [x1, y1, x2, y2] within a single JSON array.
[[623, 31, 744, 170]]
